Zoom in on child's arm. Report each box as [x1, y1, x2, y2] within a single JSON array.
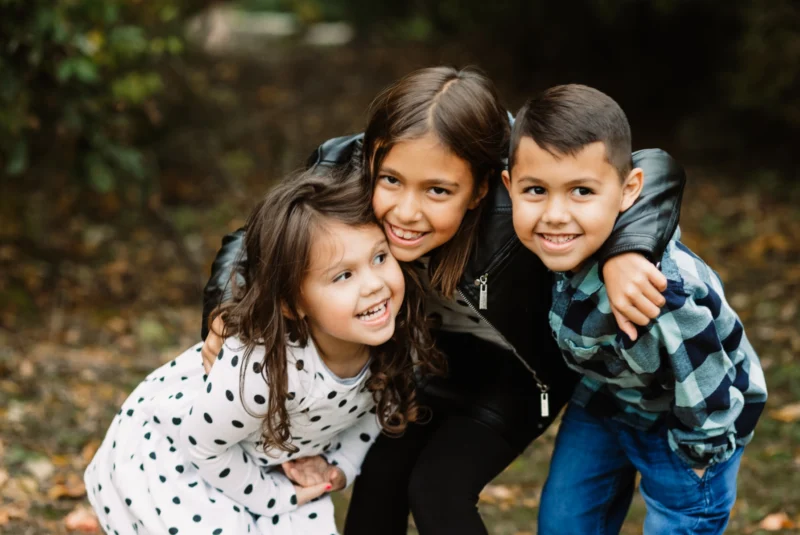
[[319, 411, 381, 489], [600, 149, 685, 268], [619, 281, 766, 469], [179, 339, 314, 515], [600, 149, 686, 339]]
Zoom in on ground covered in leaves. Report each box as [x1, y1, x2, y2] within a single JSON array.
[[1, 45, 799, 535]]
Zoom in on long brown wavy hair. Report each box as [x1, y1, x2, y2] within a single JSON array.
[[210, 167, 443, 453], [362, 66, 510, 297]]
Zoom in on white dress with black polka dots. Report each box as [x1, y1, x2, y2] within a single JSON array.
[[85, 337, 380, 535]]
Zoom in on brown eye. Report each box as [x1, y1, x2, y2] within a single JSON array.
[[333, 271, 352, 283]]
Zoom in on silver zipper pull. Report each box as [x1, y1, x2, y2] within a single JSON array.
[[540, 392, 550, 418], [476, 274, 488, 310]]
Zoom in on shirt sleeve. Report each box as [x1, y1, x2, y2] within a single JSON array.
[[619, 281, 755, 468], [178, 338, 299, 516], [321, 411, 381, 488]]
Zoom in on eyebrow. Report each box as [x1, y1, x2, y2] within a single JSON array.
[[517, 176, 602, 187], [380, 166, 460, 190], [323, 236, 387, 277]]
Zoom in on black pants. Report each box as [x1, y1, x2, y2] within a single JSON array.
[[343, 333, 579, 535]]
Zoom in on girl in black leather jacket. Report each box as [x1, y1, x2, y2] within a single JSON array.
[[200, 67, 685, 535]]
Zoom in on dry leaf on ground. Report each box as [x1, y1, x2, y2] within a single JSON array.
[[758, 512, 795, 531], [64, 505, 100, 533], [48, 473, 87, 500], [769, 402, 800, 423]]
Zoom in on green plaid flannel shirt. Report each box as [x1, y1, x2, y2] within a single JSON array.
[[549, 232, 767, 468]]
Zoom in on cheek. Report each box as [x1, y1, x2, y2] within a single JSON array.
[[371, 188, 391, 220], [427, 200, 469, 237], [578, 204, 618, 239], [511, 203, 538, 233]]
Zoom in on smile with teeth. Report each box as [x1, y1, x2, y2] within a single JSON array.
[[388, 223, 427, 241], [540, 234, 580, 244], [357, 299, 389, 320]]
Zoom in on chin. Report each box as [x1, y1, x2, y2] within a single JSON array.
[[540, 257, 582, 273], [361, 321, 397, 347]]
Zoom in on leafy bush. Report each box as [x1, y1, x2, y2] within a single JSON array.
[[0, 0, 207, 191]]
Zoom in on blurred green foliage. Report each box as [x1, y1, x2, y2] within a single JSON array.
[[0, 0, 209, 191], [1, 0, 796, 192]]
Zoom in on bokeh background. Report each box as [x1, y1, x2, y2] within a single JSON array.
[[1, 1, 798, 533]]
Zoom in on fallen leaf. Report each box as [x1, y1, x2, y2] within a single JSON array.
[[24, 457, 55, 481], [64, 505, 100, 532], [758, 512, 795, 531], [81, 440, 101, 465], [479, 483, 521, 504], [769, 402, 800, 423], [48, 473, 86, 500], [0, 504, 28, 524]]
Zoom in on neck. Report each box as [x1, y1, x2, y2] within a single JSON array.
[[309, 329, 370, 379]]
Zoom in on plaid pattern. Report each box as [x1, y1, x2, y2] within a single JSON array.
[[549, 231, 767, 468]]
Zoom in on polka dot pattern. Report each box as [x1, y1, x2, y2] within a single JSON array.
[[85, 338, 377, 534]]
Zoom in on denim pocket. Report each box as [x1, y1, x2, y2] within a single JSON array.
[[666, 445, 711, 484]]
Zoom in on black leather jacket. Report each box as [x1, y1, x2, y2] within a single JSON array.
[[201, 134, 685, 417]]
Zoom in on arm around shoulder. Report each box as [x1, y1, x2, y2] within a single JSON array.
[[599, 149, 686, 265]]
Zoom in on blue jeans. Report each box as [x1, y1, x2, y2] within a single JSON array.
[[538, 403, 743, 535]]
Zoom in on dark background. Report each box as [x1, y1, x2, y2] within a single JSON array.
[[1, 1, 798, 533]]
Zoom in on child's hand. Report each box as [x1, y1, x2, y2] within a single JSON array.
[[603, 253, 667, 341], [283, 456, 347, 492], [201, 316, 225, 374], [293, 481, 332, 506], [282, 456, 329, 487]]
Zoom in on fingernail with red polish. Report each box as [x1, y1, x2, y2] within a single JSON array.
[[325, 484, 332, 490]]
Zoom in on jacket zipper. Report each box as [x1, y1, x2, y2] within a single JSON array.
[[457, 285, 551, 418]]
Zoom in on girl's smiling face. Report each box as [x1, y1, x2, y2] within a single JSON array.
[[298, 220, 405, 355], [371, 132, 487, 262]]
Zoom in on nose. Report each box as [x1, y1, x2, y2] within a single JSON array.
[[541, 196, 570, 226], [361, 267, 386, 297], [393, 191, 422, 223]]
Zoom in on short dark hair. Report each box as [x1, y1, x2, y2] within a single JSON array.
[[509, 84, 632, 178]]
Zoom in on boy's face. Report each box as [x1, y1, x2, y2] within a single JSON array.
[[502, 137, 643, 272]]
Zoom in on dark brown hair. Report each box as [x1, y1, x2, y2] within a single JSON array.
[[362, 66, 510, 297], [509, 84, 633, 178], [211, 168, 443, 453]]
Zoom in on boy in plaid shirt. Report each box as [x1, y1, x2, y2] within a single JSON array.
[[502, 85, 767, 535]]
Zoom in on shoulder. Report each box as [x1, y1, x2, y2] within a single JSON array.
[[306, 134, 364, 170], [660, 238, 727, 308]]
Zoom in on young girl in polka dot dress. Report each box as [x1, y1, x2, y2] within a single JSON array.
[[85, 168, 442, 535]]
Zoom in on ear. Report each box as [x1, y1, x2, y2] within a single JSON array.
[[501, 170, 512, 193], [468, 176, 490, 210], [620, 167, 644, 213]]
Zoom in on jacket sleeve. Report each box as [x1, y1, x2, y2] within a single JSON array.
[[597, 149, 686, 265], [201, 228, 245, 340], [200, 134, 365, 339]]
